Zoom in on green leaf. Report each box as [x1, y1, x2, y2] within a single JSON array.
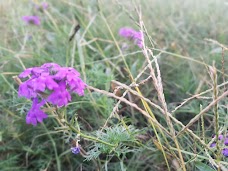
[[195, 161, 216, 171]]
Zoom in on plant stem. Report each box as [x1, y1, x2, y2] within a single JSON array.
[[212, 65, 220, 170], [65, 122, 116, 147]]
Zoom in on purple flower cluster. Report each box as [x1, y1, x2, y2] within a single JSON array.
[[71, 146, 80, 154], [22, 16, 41, 26], [119, 27, 143, 48], [18, 63, 86, 126], [210, 134, 228, 157]]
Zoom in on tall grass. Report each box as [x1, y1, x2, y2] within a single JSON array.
[[0, 0, 228, 170]]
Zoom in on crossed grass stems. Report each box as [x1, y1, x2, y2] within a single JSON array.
[[9, 6, 228, 171], [59, 22, 227, 171], [12, 42, 228, 170], [12, 44, 228, 170], [87, 53, 228, 170]]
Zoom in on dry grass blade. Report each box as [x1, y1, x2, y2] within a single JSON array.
[[172, 81, 228, 113], [177, 90, 228, 137], [111, 80, 165, 112], [87, 85, 171, 137], [205, 38, 228, 51], [136, 7, 186, 168], [101, 57, 155, 129]]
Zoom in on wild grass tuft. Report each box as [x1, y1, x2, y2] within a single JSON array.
[[1, 0, 228, 170]]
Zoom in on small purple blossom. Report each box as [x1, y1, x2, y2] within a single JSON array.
[[119, 27, 143, 48], [41, 2, 48, 9], [210, 142, 216, 148], [35, 2, 49, 11], [210, 134, 228, 157], [218, 135, 224, 140], [225, 138, 228, 146], [26, 98, 47, 126], [22, 16, 41, 26], [121, 42, 129, 51], [71, 147, 80, 154], [19, 72, 58, 99], [222, 148, 228, 157], [47, 81, 71, 107], [19, 81, 37, 99], [212, 134, 224, 140], [41, 63, 60, 70], [18, 63, 86, 125]]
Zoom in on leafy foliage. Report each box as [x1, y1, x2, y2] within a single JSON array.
[[86, 125, 140, 160]]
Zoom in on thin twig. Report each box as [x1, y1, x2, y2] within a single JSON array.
[[177, 90, 228, 137], [88, 85, 171, 136], [172, 81, 228, 113]]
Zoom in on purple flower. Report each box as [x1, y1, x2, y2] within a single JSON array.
[[225, 138, 228, 146], [19, 67, 46, 78], [71, 147, 80, 154], [18, 63, 86, 100], [218, 135, 224, 140], [18, 63, 86, 125], [210, 142, 216, 148], [52, 67, 86, 96], [19, 80, 38, 99], [121, 43, 129, 51], [22, 16, 41, 26], [212, 134, 224, 140], [210, 134, 228, 157], [222, 148, 228, 157], [35, 2, 49, 11], [54, 67, 80, 80], [26, 98, 47, 126], [47, 81, 71, 107], [19, 68, 33, 78], [41, 63, 61, 71], [19, 73, 58, 98], [119, 27, 143, 48], [41, 2, 48, 9]]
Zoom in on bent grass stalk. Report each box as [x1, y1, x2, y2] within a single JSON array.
[[147, 49, 186, 171], [177, 90, 228, 137], [148, 52, 185, 170], [50, 107, 117, 148], [100, 11, 172, 170], [172, 80, 228, 113], [151, 48, 228, 78], [135, 87, 172, 171], [112, 80, 216, 153], [64, 122, 117, 148], [102, 58, 154, 130], [89, 84, 172, 169], [137, 13, 186, 169], [210, 65, 221, 170], [49, 106, 117, 148]]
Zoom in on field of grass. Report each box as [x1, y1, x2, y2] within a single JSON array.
[[0, 0, 228, 170]]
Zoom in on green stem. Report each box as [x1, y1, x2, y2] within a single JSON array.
[[213, 67, 220, 170], [65, 122, 116, 147], [42, 123, 61, 171], [200, 105, 205, 141]]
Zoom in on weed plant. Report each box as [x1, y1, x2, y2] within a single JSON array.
[[0, 0, 228, 170]]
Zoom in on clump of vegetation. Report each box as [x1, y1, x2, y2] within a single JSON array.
[[0, 0, 228, 170]]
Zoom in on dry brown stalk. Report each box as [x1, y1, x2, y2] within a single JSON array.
[[102, 58, 155, 129], [177, 90, 228, 137], [172, 81, 228, 113], [87, 85, 171, 137]]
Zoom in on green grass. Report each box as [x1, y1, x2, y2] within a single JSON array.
[[0, 0, 228, 170]]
